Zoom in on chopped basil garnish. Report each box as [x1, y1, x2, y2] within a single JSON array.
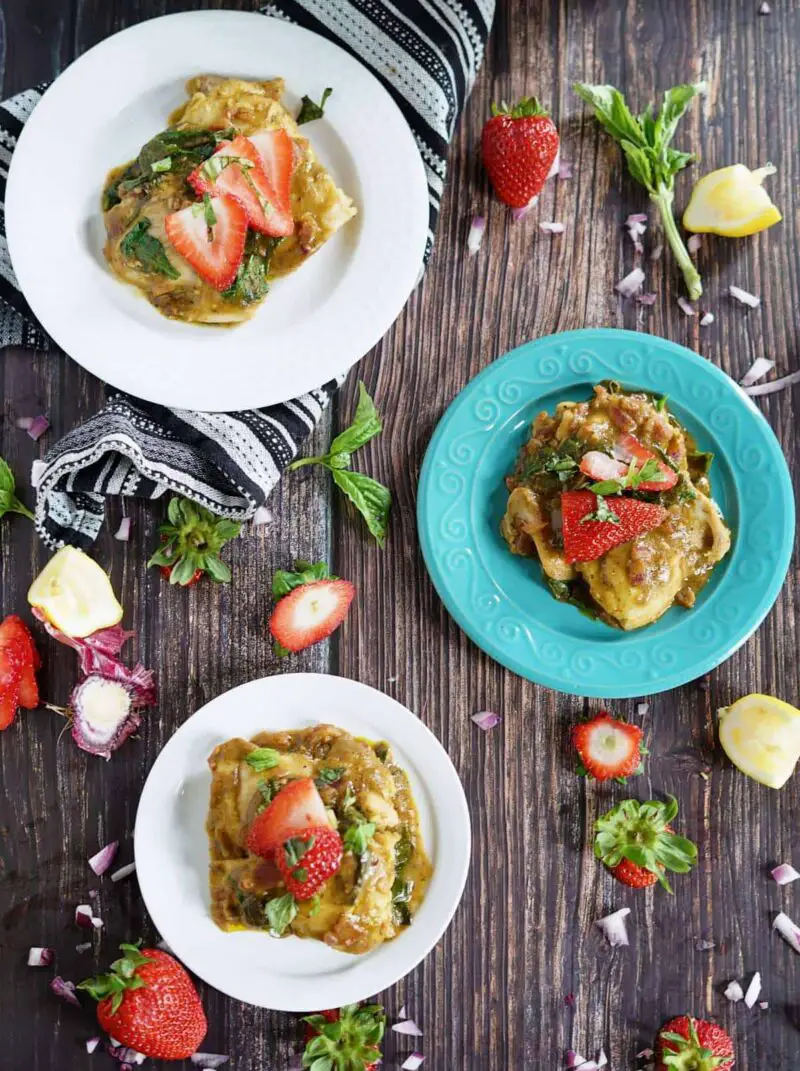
[[265, 893, 297, 936], [201, 154, 249, 183], [589, 456, 666, 496], [688, 450, 714, 475], [545, 576, 601, 620], [314, 766, 345, 789], [297, 87, 333, 125], [391, 877, 414, 926], [655, 394, 669, 412], [120, 219, 180, 280], [245, 747, 281, 772], [343, 820, 376, 857], [150, 156, 172, 173], [284, 835, 315, 868], [292, 867, 308, 883], [308, 893, 322, 917], [255, 779, 279, 814], [580, 494, 620, 525]]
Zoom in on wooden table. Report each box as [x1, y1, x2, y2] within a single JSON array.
[[1, 2, 798, 1068]]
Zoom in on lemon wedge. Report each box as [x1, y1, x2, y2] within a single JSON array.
[[683, 163, 782, 236], [718, 693, 800, 789], [28, 546, 123, 638]]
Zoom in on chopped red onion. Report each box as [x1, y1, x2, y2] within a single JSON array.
[[687, 234, 702, 254], [699, 311, 715, 326], [252, 505, 273, 526], [744, 369, 800, 396], [111, 862, 137, 883], [773, 911, 800, 953], [540, 221, 565, 234], [677, 296, 696, 317], [28, 946, 54, 967], [114, 517, 132, 542], [32, 613, 141, 680], [695, 938, 716, 951], [615, 267, 645, 298], [392, 1018, 423, 1037], [401, 1055, 425, 1071], [564, 992, 576, 1007], [759, 1001, 769, 1010], [771, 862, 800, 885], [15, 417, 33, 430], [566, 1054, 586, 1069], [467, 215, 485, 255], [744, 971, 762, 1008], [88, 840, 119, 876], [729, 284, 761, 308], [626, 213, 648, 225], [50, 976, 80, 1007], [511, 195, 538, 222], [70, 674, 153, 760], [108, 1046, 147, 1065], [724, 979, 744, 1003], [741, 357, 776, 387], [91, 916, 104, 930], [636, 1050, 654, 1060], [471, 710, 501, 731], [625, 214, 647, 254], [759, 1, 772, 12], [190, 1055, 230, 1069], [595, 907, 631, 947], [398, 1005, 408, 1020], [597, 1052, 608, 1069], [558, 162, 573, 179], [636, 702, 649, 716], [86, 1037, 100, 1054], [75, 904, 94, 929], [88, 889, 99, 900], [76, 942, 92, 954], [650, 243, 663, 262], [635, 292, 657, 306], [16, 414, 50, 440]]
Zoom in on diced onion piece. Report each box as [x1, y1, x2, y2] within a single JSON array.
[[91, 916, 104, 930], [86, 1037, 101, 1054], [398, 1005, 408, 1020], [695, 938, 716, 951], [635, 293, 657, 306], [626, 213, 648, 225], [744, 971, 762, 1008], [114, 517, 132, 542], [759, 1, 772, 12], [111, 862, 136, 883], [15, 417, 33, 430], [190, 1055, 230, 1068], [540, 221, 565, 234], [773, 911, 800, 953], [512, 195, 538, 222], [558, 162, 573, 179], [729, 284, 761, 308], [759, 1001, 769, 1009], [392, 1018, 423, 1037], [17, 414, 50, 440], [595, 907, 631, 947], [744, 370, 800, 396], [741, 357, 776, 386], [615, 267, 645, 297], [28, 947, 54, 967], [566, 1055, 586, 1069], [677, 296, 696, 316], [650, 243, 663, 261], [700, 311, 715, 326], [50, 976, 80, 1006], [636, 702, 649, 716], [88, 840, 119, 876], [252, 505, 272, 526], [724, 979, 744, 1002], [597, 1052, 608, 1069], [636, 1049, 654, 1059], [687, 234, 702, 254], [402, 1055, 425, 1071], [468, 215, 485, 255], [771, 862, 800, 885], [75, 904, 94, 929], [76, 942, 92, 953], [471, 710, 501, 731]]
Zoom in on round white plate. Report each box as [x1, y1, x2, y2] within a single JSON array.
[[134, 673, 470, 1010], [6, 11, 429, 411]]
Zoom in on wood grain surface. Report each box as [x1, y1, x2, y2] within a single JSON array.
[[1, 1, 798, 1069]]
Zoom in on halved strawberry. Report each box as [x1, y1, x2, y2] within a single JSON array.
[[247, 130, 294, 213], [270, 579, 355, 654], [572, 712, 644, 782], [561, 491, 667, 564], [246, 778, 330, 857], [1, 616, 40, 709], [276, 824, 343, 900], [164, 194, 247, 291], [188, 136, 293, 237], [616, 433, 678, 491], [0, 616, 28, 729], [579, 451, 628, 483]]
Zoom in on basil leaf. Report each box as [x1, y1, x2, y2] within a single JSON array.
[[272, 560, 334, 597], [343, 820, 376, 857], [150, 156, 172, 173], [573, 84, 645, 147], [688, 450, 714, 475], [579, 494, 620, 525], [0, 458, 34, 521], [284, 835, 315, 867], [245, 747, 281, 772], [587, 479, 623, 495], [265, 892, 297, 936], [314, 766, 345, 788], [329, 382, 382, 457], [331, 469, 391, 546], [223, 253, 269, 305], [120, 219, 180, 280], [297, 87, 333, 125]]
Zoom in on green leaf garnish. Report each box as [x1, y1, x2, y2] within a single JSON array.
[[545, 576, 601, 620], [688, 450, 714, 475], [655, 394, 669, 412], [315, 766, 345, 788], [284, 835, 315, 868], [343, 820, 376, 857], [594, 794, 697, 892], [297, 87, 333, 125], [288, 383, 392, 545], [200, 153, 249, 183], [0, 457, 34, 522], [120, 219, 180, 279], [150, 156, 172, 173], [149, 497, 241, 585], [580, 494, 620, 525], [245, 747, 281, 772], [265, 892, 297, 936], [588, 455, 666, 496], [574, 80, 706, 300], [273, 560, 335, 597]]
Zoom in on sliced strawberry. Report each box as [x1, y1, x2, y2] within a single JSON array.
[[615, 434, 678, 491], [164, 194, 247, 291], [247, 130, 294, 213], [579, 451, 628, 483], [246, 778, 330, 857], [572, 713, 644, 782], [269, 579, 355, 654], [188, 136, 293, 237], [561, 490, 667, 564], [275, 824, 343, 901], [1, 616, 40, 709], [0, 618, 26, 730]]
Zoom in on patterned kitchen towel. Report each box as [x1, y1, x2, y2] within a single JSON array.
[[0, 0, 494, 548]]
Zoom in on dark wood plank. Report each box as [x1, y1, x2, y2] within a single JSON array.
[[1, 1, 798, 1069]]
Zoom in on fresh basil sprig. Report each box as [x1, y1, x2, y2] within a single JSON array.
[[574, 81, 706, 300], [0, 457, 34, 522], [289, 383, 391, 545], [297, 87, 333, 125], [265, 892, 297, 936]]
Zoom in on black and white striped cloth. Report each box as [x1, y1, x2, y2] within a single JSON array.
[[0, 1, 493, 548]]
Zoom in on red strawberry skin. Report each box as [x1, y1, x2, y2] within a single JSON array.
[[165, 194, 247, 291], [656, 1015, 735, 1070], [189, 136, 293, 237], [276, 825, 343, 900], [95, 949, 207, 1060], [269, 579, 355, 653], [609, 857, 660, 889], [481, 98, 559, 207], [0, 615, 39, 727], [246, 778, 330, 857], [561, 491, 667, 564], [572, 713, 643, 782], [247, 129, 294, 213]]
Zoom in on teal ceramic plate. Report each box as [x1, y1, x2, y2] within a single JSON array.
[[417, 329, 795, 698]]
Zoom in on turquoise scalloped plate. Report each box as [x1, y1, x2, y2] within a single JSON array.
[[417, 329, 795, 698]]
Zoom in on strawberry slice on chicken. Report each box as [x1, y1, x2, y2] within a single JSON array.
[[165, 194, 247, 291], [246, 129, 295, 214], [189, 136, 294, 237], [246, 778, 330, 857], [561, 490, 667, 564]]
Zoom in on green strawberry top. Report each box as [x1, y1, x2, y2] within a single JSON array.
[[148, 496, 241, 585], [594, 794, 697, 893], [303, 1004, 385, 1071]]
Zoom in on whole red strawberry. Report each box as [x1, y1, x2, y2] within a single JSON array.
[[656, 1014, 735, 1069], [481, 97, 559, 207], [277, 825, 343, 901], [78, 943, 207, 1060], [594, 795, 697, 892]]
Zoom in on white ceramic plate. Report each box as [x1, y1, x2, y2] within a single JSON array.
[[6, 11, 429, 411], [134, 673, 470, 1010]]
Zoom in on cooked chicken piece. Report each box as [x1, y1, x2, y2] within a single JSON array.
[[501, 486, 575, 581], [324, 831, 399, 954]]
